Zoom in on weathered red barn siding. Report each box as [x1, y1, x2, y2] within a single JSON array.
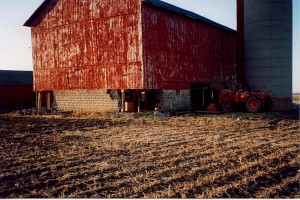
[[142, 3, 237, 89], [31, 0, 143, 91]]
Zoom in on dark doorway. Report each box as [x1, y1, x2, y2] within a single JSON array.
[[123, 90, 161, 112], [190, 83, 219, 111]]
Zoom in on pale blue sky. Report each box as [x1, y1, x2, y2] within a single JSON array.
[[0, 0, 298, 92]]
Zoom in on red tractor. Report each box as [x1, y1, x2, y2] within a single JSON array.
[[218, 90, 272, 113]]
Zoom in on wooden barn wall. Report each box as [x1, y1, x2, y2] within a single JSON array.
[[142, 3, 237, 90], [32, 0, 143, 91]]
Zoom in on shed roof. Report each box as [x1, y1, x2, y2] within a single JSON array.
[[0, 70, 33, 86], [24, 0, 234, 31]]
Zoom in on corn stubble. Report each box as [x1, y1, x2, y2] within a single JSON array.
[[0, 112, 299, 198]]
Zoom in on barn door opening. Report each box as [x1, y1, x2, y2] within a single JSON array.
[[190, 83, 219, 111], [122, 90, 161, 112]]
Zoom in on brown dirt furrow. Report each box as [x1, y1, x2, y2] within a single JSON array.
[[0, 113, 298, 198]]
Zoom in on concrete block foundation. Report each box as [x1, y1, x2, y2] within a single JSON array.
[[48, 89, 192, 113], [52, 90, 121, 112], [160, 90, 191, 112]]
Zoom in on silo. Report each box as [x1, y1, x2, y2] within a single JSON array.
[[242, 0, 292, 98]]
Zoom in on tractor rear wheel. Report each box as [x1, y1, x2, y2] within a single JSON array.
[[222, 101, 235, 112], [246, 97, 262, 113]]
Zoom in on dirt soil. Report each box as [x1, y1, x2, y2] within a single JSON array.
[[0, 111, 299, 198]]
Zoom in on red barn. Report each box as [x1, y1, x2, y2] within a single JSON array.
[[24, 0, 236, 112]]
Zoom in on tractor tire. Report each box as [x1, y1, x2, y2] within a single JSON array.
[[246, 96, 262, 113], [222, 101, 235, 112]]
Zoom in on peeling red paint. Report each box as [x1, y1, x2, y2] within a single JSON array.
[[142, 3, 236, 90], [32, 0, 143, 91], [30, 0, 236, 92]]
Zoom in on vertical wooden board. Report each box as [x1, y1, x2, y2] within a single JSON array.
[[100, 18, 110, 64], [126, 63, 143, 89], [85, 49, 96, 66], [115, 17, 126, 64], [126, 14, 142, 63], [128, 0, 141, 14], [43, 33, 49, 69], [97, 18, 107, 57], [99, 0, 108, 18], [47, 7, 56, 28], [91, 0, 101, 19], [84, 20, 93, 50], [50, 68, 63, 89], [83, 21, 96, 66], [63, 0, 75, 24], [100, 67, 108, 88], [118, 64, 127, 88], [82, 0, 91, 20], [36, 69, 51, 91], [91, 19, 99, 50], [89, 65, 106, 89], [106, 65, 119, 88], [106, 17, 117, 64], [66, 68, 76, 89], [116, 0, 125, 16], [78, 67, 89, 89], [143, 48, 155, 89], [61, 25, 71, 45], [47, 1, 62, 28], [56, 1, 63, 26]]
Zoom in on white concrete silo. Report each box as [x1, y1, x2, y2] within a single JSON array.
[[243, 0, 292, 98]]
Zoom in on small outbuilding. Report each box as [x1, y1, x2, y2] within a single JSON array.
[[0, 70, 34, 110], [24, 0, 237, 113]]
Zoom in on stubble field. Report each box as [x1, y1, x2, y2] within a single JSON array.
[[0, 111, 299, 198]]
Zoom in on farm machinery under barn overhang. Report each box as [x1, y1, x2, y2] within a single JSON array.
[[190, 84, 273, 113], [216, 90, 273, 113]]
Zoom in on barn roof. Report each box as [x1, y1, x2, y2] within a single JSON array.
[[142, 0, 235, 32], [0, 70, 33, 86], [24, 0, 234, 31], [24, 0, 58, 27]]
